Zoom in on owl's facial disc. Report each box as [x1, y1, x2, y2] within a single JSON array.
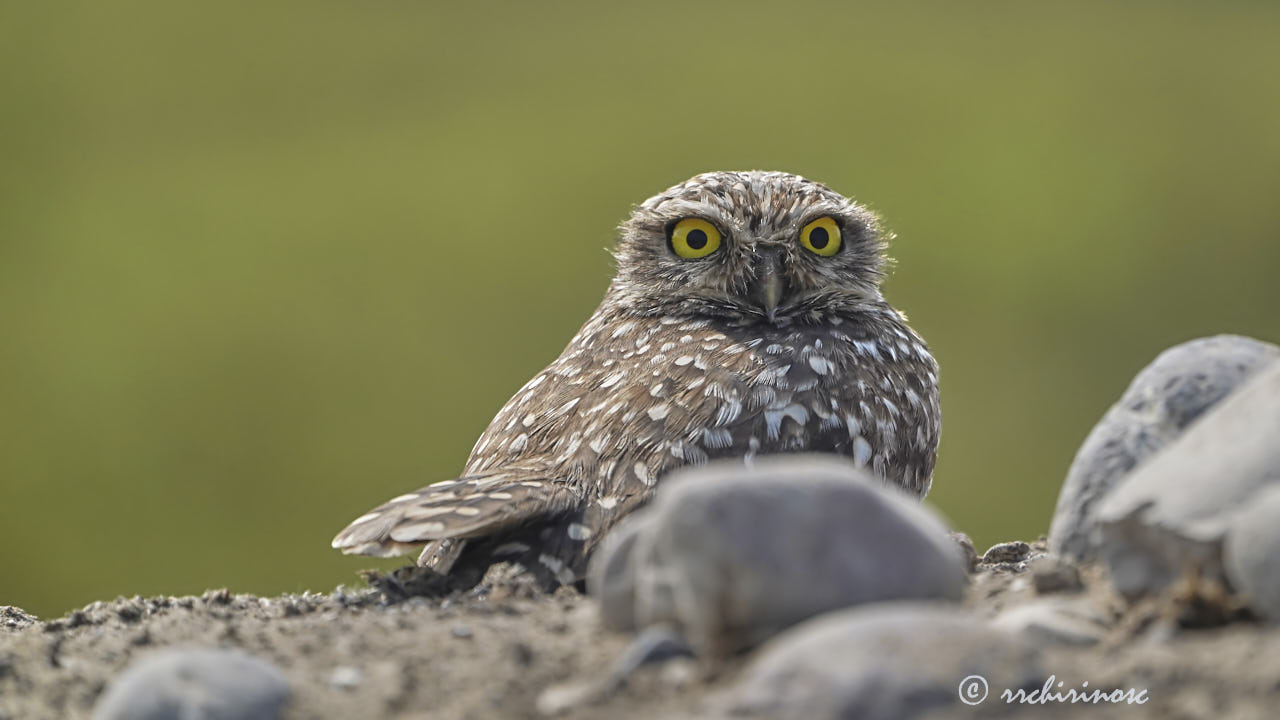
[[614, 171, 888, 322]]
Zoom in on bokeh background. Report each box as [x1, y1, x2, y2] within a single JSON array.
[[3, 1, 1279, 618]]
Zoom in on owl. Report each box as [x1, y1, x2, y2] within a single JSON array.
[[333, 170, 941, 590]]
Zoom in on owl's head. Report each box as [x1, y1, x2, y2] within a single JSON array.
[[611, 171, 889, 325]]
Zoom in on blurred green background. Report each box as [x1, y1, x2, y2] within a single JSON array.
[[3, 1, 1279, 618]]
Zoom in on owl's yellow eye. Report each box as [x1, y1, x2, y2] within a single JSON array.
[[669, 218, 722, 259], [799, 217, 842, 257]]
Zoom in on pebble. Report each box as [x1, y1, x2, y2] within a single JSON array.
[[1, 607, 37, 631], [982, 541, 1031, 565], [950, 532, 978, 572], [589, 455, 968, 657], [609, 626, 695, 680], [1029, 555, 1084, 594], [1048, 335, 1278, 562], [116, 602, 144, 623], [510, 642, 534, 666], [327, 665, 363, 690], [535, 679, 601, 717], [92, 647, 291, 720], [726, 602, 1040, 720], [1096, 360, 1280, 597], [535, 627, 695, 716]]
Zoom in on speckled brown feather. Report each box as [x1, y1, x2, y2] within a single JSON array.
[[331, 470, 580, 554], [332, 170, 941, 588]]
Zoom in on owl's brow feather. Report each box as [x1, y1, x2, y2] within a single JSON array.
[[633, 199, 864, 240]]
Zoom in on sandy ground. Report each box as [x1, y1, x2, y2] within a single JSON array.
[[3, 545, 1280, 720]]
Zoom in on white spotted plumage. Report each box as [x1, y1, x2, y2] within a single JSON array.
[[331, 170, 941, 590]]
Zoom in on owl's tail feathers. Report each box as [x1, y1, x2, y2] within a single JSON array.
[[330, 471, 579, 558]]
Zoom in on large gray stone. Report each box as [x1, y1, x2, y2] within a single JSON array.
[[1224, 485, 1280, 620], [588, 455, 967, 656], [92, 647, 291, 720], [1049, 335, 1279, 562], [1096, 360, 1280, 597], [726, 603, 1040, 720]]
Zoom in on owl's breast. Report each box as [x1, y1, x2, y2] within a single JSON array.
[[730, 316, 941, 495], [464, 308, 940, 502]]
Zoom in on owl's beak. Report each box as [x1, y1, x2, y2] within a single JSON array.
[[750, 252, 787, 322]]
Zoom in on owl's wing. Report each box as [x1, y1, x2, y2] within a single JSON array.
[[330, 469, 580, 558]]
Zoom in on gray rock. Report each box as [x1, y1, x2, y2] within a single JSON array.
[[588, 455, 967, 656], [991, 597, 1108, 646], [1049, 335, 1279, 562], [1224, 485, 1280, 620], [727, 603, 1040, 720], [1096, 359, 1280, 597], [92, 647, 291, 720]]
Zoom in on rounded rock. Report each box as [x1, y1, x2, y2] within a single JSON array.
[[588, 455, 968, 656], [981, 541, 1031, 565], [1097, 360, 1280, 597], [1049, 335, 1279, 562], [727, 603, 1040, 720], [92, 647, 291, 720]]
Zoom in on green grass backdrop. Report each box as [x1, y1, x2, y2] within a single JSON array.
[[3, 1, 1279, 617]]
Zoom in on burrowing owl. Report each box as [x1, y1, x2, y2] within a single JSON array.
[[333, 171, 940, 589]]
